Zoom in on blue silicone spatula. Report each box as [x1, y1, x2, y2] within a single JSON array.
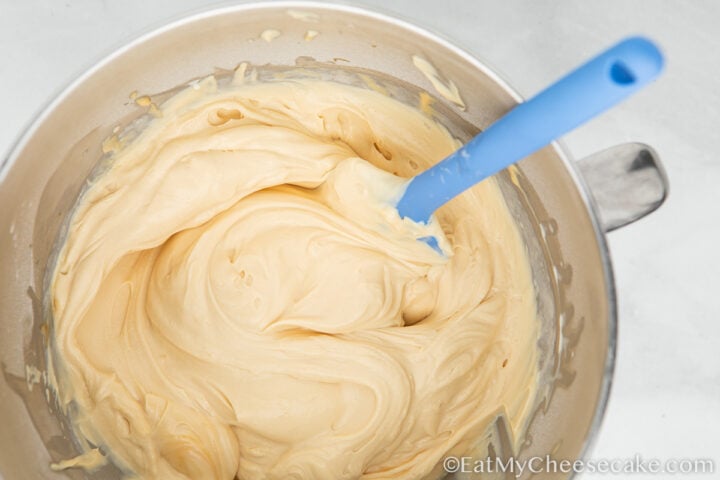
[[396, 37, 664, 232]]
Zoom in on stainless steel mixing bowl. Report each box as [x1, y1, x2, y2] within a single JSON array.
[[0, 2, 667, 478]]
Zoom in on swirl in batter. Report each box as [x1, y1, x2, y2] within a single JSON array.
[[49, 76, 539, 479]]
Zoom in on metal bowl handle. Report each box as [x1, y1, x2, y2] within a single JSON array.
[[577, 143, 668, 232]]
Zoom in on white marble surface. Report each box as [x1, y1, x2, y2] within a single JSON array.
[[1, 0, 718, 478]]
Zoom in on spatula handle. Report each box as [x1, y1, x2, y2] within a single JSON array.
[[397, 36, 664, 223]]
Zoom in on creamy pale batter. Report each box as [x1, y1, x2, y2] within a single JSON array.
[[49, 74, 538, 479]]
